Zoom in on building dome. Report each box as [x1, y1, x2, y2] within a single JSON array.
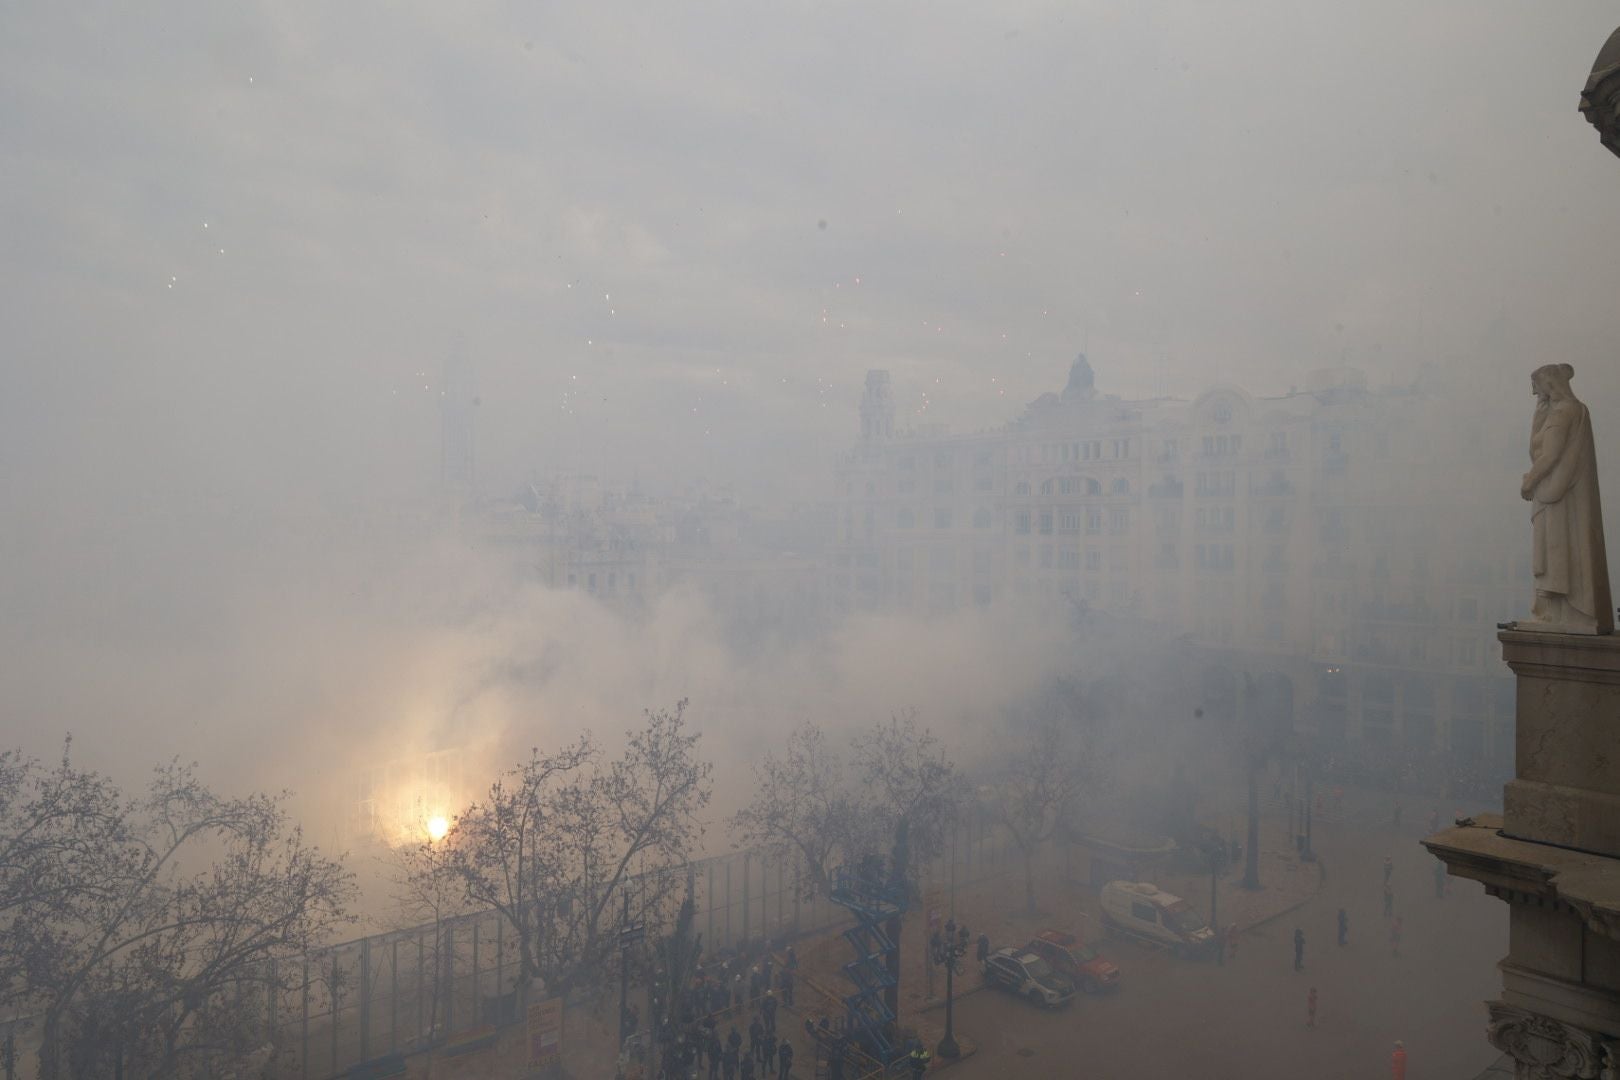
[[1063, 353, 1097, 401]]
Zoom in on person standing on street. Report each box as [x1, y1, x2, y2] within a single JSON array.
[[762, 991, 778, 1036], [1391, 1040, 1408, 1079], [1384, 882, 1395, 918], [1293, 927, 1305, 971], [776, 1040, 794, 1080], [1337, 908, 1349, 946], [908, 1043, 931, 1078], [1390, 916, 1404, 957], [749, 1015, 763, 1066], [1383, 856, 1394, 885], [976, 932, 991, 970], [1306, 986, 1317, 1028], [762, 1031, 778, 1073], [779, 967, 795, 1008]]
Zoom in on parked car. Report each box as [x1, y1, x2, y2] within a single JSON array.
[[1024, 929, 1122, 993], [982, 946, 1077, 1007], [1099, 880, 1216, 956]]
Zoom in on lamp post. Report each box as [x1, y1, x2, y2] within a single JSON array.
[[933, 919, 971, 1059], [1204, 838, 1227, 966], [1302, 765, 1316, 862]]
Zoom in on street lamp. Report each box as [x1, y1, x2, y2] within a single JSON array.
[[931, 919, 971, 1059], [1202, 838, 1227, 966]]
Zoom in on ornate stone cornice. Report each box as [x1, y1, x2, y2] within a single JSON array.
[[1487, 1001, 1613, 1078]]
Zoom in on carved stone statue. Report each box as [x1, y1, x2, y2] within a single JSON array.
[[1520, 363, 1614, 635]]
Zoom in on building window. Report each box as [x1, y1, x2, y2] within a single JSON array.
[[975, 474, 994, 492], [1061, 547, 1080, 570], [1086, 509, 1102, 535], [1039, 511, 1054, 535], [973, 507, 992, 529], [1086, 550, 1102, 572], [1060, 511, 1080, 533], [1015, 510, 1031, 535], [1109, 509, 1128, 534], [934, 507, 953, 529], [1112, 477, 1129, 495], [1039, 545, 1054, 569], [897, 507, 915, 529], [1015, 481, 1031, 496]]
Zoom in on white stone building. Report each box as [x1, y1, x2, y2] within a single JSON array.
[[830, 356, 1522, 766]]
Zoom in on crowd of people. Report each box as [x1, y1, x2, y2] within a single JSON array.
[[626, 937, 870, 1080]]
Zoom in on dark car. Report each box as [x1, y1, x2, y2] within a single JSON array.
[[982, 946, 1076, 1006]]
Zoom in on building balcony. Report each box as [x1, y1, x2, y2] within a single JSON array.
[[1250, 477, 1295, 497]]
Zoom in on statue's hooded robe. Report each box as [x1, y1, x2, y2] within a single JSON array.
[[1531, 395, 1613, 631]]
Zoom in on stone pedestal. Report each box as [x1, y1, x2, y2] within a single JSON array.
[[1500, 630, 1620, 856], [1426, 631, 1620, 1079]]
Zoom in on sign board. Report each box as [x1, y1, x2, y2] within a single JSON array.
[[527, 996, 564, 1069], [619, 924, 647, 947]]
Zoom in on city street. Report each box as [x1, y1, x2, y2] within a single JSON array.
[[951, 811, 1504, 1079]]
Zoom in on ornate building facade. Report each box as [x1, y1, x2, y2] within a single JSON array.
[[830, 356, 1521, 763]]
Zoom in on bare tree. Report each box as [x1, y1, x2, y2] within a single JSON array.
[[0, 740, 129, 1019], [389, 837, 468, 1054], [853, 711, 959, 880], [24, 761, 352, 1079], [729, 722, 871, 898], [985, 719, 1097, 913], [445, 701, 711, 1001], [441, 736, 593, 1005], [558, 700, 711, 994]]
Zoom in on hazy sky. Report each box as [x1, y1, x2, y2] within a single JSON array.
[[6, 3, 1620, 509], [5, 3, 1620, 784]]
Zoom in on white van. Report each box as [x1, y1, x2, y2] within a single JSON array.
[[1099, 881, 1215, 955]]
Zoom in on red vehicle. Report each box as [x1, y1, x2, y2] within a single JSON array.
[[1025, 930, 1122, 993]]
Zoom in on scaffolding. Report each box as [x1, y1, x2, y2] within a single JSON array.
[[827, 860, 907, 1062]]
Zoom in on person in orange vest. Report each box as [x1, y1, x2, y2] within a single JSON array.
[[1391, 1040, 1407, 1079]]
